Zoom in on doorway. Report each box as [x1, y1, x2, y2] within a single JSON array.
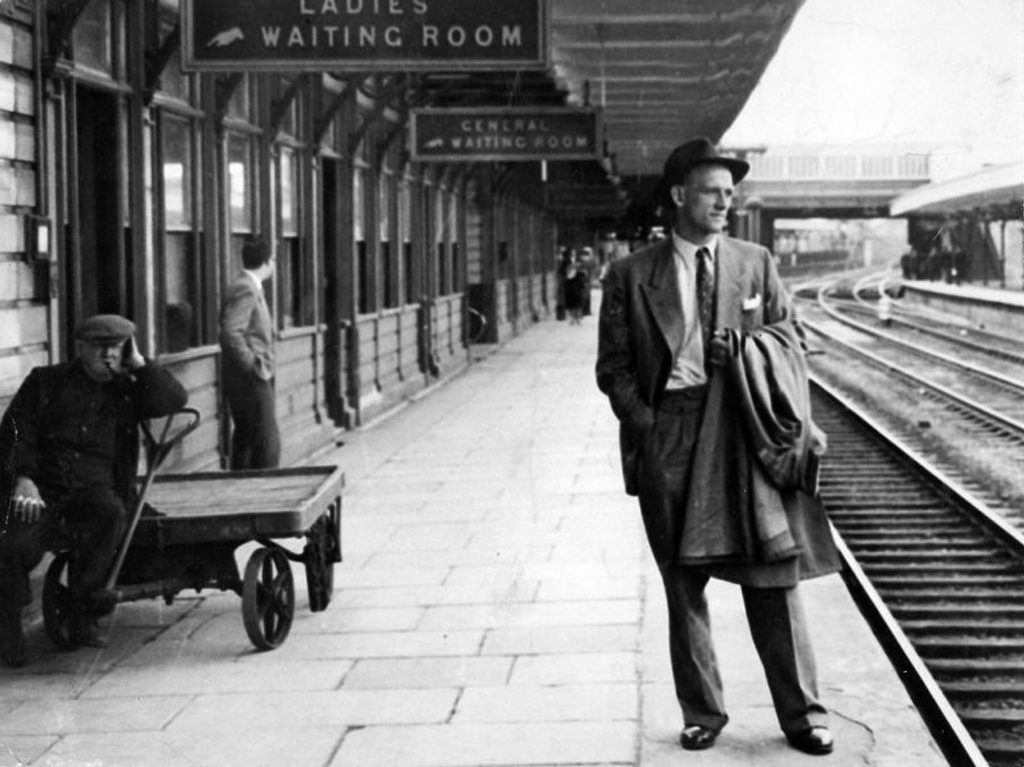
[[65, 86, 126, 352]]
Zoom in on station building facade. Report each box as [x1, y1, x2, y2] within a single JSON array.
[[0, 1, 564, 469]]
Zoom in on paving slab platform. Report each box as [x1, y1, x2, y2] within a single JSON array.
[[0, 293, 946, 766]]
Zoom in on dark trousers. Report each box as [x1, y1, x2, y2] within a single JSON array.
[[224, 372, 280, 470], [0, 485, 127, 611], [638, 388, 827, 735]]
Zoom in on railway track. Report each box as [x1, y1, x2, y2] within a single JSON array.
[[814, 377, 1024, 766], [798, 294, 1024, 448]]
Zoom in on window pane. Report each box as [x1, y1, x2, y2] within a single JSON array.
[[399, 182, 411, 244], [379, 173, 391, 243], [280, 147, 297, 235], [227, 76, 251, 120], [161, 45, 190, 102], [162, 116, 191, 229], [353, 168, 365, 242], [163, 234, 194, 352], [228, 134, 251, 232], [73, 0, 112, 74]]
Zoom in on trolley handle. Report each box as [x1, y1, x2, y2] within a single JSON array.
[[140, 407, 202, 474]]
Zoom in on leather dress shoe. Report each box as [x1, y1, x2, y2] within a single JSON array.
[[0, 607, 27, 668], [787, 726, 834, 755], [680, 725, 719, 751]]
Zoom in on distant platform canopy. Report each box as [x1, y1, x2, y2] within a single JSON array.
[[889, 162, 1024, 218]]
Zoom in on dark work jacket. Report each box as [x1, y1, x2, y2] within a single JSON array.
[[0, 360, 188, 523]]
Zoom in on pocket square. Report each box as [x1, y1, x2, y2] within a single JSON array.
[[742, 294, 762, 311]]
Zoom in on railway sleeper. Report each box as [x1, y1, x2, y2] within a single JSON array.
[[944, 681, 1024, 702], [825, 507, 957, 518], [839, 520, 974, 532], [903, 620, 1024, 635], [854, 550, 1013, 561], [875, 576, 1024, 588], [877, 588, 1024, 600], [864, 563, 1024, 576], [843, 537, 989, 549], [892, 604, 1024, 619], [955, 709, 1024, 727], [913, 638, 1024, 659], [970, 738, 1024, 767]]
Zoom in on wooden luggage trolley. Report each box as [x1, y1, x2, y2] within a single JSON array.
[[42, 410, 343, 651]]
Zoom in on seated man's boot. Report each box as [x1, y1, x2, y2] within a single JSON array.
[[72, 610, 107, 649], [0, 606, 27, 668]]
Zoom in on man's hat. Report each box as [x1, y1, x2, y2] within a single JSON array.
[[655, 137, 750, 209], [75, 314, 136, 344]]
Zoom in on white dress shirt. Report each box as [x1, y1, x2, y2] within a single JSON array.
[[664, 231, 717, 390]]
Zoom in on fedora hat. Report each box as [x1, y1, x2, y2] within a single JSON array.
[[654, 137, 750, 209]]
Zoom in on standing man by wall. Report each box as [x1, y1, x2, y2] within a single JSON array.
[[596, 138, 840, 756], [220, 238, 280, 470]]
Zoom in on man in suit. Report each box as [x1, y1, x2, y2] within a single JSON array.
[[219, 237, 280, 470], [0, 314, 188, 666], [596, 138, 839, 755]]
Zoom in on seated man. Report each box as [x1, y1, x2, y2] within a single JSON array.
[[0, 314, 188, 667]]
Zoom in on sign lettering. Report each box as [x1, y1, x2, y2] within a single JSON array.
[[411, 108, 601, 162], [182, 0, 547, 71]]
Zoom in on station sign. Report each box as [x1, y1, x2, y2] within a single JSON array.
[[410, 108, 602, 162], [181, 0, 548, 72], [544, 185, 624, 212]]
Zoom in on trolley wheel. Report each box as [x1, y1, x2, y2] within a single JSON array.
[[303, 515, 337, 613], [242, 547, 294, 650], [42, 552, 78, 650]]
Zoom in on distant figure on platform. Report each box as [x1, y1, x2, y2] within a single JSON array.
[[555, 247, 573, 321], [877, 291, 893, 327], [219, 237, 281, 470], [597, 137, 840, 756], [0, 315, 187, 666], [563, 251, 588, 325], [900, 249, 915, 280], [579, 246, 595, 317]]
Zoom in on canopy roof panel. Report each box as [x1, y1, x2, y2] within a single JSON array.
[[550, 0, 807, 180], [890, 162, 1024, 217]]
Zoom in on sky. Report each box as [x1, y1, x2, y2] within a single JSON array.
[[722, 0, 1024, 179]]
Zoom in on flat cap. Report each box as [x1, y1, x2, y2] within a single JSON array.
[[75, 314, 136, 344]]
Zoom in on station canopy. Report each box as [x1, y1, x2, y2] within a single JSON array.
[[410, 0, 806, 204], [169, 0, 807, 216], [889, 162, 1024, 219]]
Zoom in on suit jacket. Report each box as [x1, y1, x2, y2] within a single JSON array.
[[596, 236, 838, 585], [219, 273, 274, 381]]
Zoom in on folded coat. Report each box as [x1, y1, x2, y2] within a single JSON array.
[[677, 321, 840, 585]]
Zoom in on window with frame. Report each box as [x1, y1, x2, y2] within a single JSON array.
[[71, 0, 115, 76], [160, 113, 201, 352], [354, 165, 374, 314], [380, 164, 398, 309], [278, 145, 312, 327], [448, 189, 462, 295], [226, 129, 262, 302], [434, 187, 447, 296], [400, 179, 415, 305]]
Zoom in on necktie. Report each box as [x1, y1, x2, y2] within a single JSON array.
[[696, 247, 715, 360]]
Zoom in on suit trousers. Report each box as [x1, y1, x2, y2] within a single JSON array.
[[224, 371, 281, 470], [638, 388, 828, 735]]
